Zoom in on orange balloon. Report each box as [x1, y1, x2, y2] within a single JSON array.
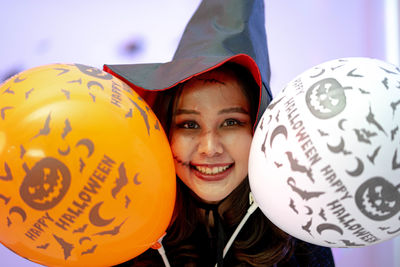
[[0, 64, 176, 266]]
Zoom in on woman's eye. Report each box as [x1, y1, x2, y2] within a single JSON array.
[[179, 121, 199, 129], [222, 119, 240, 127]]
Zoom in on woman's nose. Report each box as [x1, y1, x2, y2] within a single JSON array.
[[197, 130, 223, 156]]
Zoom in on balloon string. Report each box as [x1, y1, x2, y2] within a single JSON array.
[[214, 192, 259, 267], [151, 233, 171, 267]]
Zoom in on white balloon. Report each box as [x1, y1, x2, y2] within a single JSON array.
[[249, 57, 400, 248]]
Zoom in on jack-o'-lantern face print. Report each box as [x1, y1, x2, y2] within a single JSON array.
[[356, 177, 400, 221], [20, 157, 71, 211], [306, 78, 347, 119]]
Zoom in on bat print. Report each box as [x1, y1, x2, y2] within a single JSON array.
[[302, 218, 313, 237], [20, 145, 26, 159], [340, 240, 364, 247], [0, 162, 12, 181], [261, 130, 268, 157], [319, 208, 327, 221], [89, 93, 96, 102], [93, 218, 128, 237], [318, 129, 329, 136], [155, 120, 160, 130], [382, 77, 389, 89], [67, 78, 82, 84], [32, 113, 51, 139], [287, 177, 325, 201], [392, 149, 400, 170], [353, 128, 377, 144], [259, 117, 264, 130], [380, 66, 398, 74], [61, 89, 70, 99], [25, 88, 34, 99], [125, 195, 131, 208], [54, 67, 70, 76], [366, 106, 387, 136], [111, 163, 129, 199], [391, 126, 398, 141], [367, 146, 381, 164], [289, 198, 298, 214], [285, 152, 314, 183], [81, 245, 97, 255], [1, 106, 13, 120], [73, 224, 88, 233], [53, 234, 74, 260], [79, 158, 86, 173], [129, 99, 150, 136], [62, 119, 72, 139], [37, 243, 49, 249], [274, 161, 282, 168], [266, 96, 285, 111], [391, 100, 400, 116], [0, 194, 11, 205], [125, 108, 133, 118], [347, 68, 363, 77], [3, 87, 14, 94], [358, 88, 370, 94]]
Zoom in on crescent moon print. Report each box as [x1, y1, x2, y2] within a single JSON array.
[[89, 201, 115, 227], [87, 80, 104, 91], [304, 205, 313, 215], [316, 223, 344, 235], [327, 137, 351, 155], [309, 67, 325, 78], [340, 240, 364, 247], [270, 125, 288, 147], [9, 206, 27, 222], [133, 173, 141, 185], [79, 236, 91, 244], [75, 138, 94, 158], [58, 145, 71, 156], [345, 157, 364, 177], [338, 119, 347, 131]]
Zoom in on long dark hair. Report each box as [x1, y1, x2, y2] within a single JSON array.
[[151, 62, 295, 266]]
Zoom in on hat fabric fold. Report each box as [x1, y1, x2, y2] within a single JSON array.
[[104, 0, 272, 123]]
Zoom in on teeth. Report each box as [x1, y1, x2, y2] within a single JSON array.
[[195, 165, 230, 175]]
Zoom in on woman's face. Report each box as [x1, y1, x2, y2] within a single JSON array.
[[169, 71, 253, 203]]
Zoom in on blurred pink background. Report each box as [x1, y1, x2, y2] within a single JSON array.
[[0, 0, 399, 266]]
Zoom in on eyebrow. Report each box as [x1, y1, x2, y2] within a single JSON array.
[[175, 107, 249, 116], [218, 107, 249, 115]]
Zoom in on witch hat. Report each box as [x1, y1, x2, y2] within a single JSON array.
[[103, 0, 272, 124]]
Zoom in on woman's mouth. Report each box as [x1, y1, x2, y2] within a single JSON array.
[[190, 163, 234, 181]]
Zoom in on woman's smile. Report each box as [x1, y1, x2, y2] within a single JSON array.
[[190, 163, 234, 181]]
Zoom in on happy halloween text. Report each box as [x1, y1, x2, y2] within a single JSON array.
[[24, 155, 116, 241]]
